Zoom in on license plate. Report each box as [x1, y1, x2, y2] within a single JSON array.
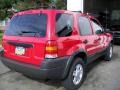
[[15, 46, 25, 55]]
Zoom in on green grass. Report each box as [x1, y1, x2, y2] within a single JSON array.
[[0, 31, 3, 44], [0, 32, 3, 38]]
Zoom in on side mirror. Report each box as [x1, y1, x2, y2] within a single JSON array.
[[96, 30, 103, 34], [104, 28, 111, 33]]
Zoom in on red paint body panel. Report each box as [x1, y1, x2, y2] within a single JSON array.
[[2, 35, 47, 66]]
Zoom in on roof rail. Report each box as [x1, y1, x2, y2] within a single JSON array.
[[85, 12, 99, 17], [72, 11, 82, 13]]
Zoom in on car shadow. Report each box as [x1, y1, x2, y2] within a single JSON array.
[[28, 79, 62, 89], [86, 52, 118, 74], [24, 75, 62, 89], [112, 52, 119, 59], [86, 59, 103, 74]]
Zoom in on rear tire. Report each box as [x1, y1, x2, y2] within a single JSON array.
[[62, 58, 86, 90], [103, 43, 113, 61]]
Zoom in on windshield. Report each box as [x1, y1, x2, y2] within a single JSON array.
[[5, 14, 47, 37]]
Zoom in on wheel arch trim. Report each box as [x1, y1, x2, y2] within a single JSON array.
[[62, 48, 87, 79]]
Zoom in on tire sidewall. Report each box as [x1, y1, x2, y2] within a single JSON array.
[[105, 43, 113, 61], [63, 58, 86, 90]]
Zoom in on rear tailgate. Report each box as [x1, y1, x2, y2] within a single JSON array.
[[2, 36, 46, 66], [2, 11, 49, 66]]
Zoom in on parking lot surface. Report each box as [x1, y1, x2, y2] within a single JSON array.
[[0, 45, 120, 90]]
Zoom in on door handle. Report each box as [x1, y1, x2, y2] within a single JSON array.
[[96, 37, 101, 41], [83, 39, 88, 44], [94, 37, 101, 43]]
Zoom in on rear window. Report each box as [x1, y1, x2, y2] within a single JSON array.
[[5, 14, 47, 37]]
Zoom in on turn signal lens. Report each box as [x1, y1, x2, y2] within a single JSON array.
[[45, 41, 58, 59]]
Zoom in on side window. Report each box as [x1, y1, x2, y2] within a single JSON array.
[[91, 19, 103, 34], [78, 17, 93, 35], [56, 13, 73, 37]]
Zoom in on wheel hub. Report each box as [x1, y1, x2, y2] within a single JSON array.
[[109, 46, 113, 58], [73, 64, 83, 85]]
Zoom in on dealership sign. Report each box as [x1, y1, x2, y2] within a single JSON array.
[[67, 0, 84, 12]]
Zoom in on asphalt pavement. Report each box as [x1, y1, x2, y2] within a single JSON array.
[[0, 45, 120, 90]]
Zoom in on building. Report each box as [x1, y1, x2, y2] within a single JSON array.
[[0, 20, 6, 31], [67, 0, 120, 28], [0, 19, 10, 31]]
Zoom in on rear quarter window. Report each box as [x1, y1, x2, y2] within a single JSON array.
[[56, 13, 73, 37]]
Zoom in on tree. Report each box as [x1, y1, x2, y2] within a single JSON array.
[[0, 0, 16, 20], [0, 0, 66, 20]]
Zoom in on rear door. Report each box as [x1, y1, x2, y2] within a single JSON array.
[[3, 13, 48, 66], [55, 13, 80, 57]]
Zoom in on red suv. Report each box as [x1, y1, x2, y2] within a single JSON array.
[[0, 9, 113, 90]]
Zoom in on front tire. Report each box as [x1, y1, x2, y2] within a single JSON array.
[[103, 43, 113, 61], [62, 58, 86, 90]]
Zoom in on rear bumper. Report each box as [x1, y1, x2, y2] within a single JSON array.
[[0, 52, 69, 80]]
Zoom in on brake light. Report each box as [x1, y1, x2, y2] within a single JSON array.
[[45, 41, 58, 59]]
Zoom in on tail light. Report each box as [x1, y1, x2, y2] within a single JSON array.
[[45, 40, 58, 59]]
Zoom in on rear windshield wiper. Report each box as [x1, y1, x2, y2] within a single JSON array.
[[19, 31, 40, 37]]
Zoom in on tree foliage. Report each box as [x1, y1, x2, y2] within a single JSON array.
[[0, 0, 66, 20]]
